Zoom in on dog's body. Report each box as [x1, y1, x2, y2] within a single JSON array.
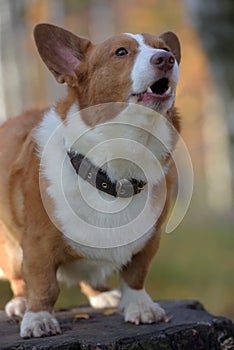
[[0, 24, 181, 337]]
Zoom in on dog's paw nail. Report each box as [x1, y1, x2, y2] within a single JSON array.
[[20, 311, 61, 338], [120, 287, 166, 325], [5, 297, 26, 318]]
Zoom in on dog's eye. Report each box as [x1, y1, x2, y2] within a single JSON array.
[[115, 47, 128, 56], [162, 47, 170, 52]]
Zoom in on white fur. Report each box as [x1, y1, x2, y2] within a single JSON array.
[[5, 296, 26, 318], [88, 289, 121, 309], [34, 101, 173, 286], [34, 31, 177, 287], [126, 33, 179, 113], [120, 281, 165, 324], [0, 267, 5, 278], [56, 259, 116, 287], [64, 103, 173, 183], [20, 311, 61, 338]]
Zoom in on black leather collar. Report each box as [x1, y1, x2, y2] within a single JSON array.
[[67, 151, 146, 198]]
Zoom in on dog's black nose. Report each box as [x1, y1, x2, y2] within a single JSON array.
[[150, 51, 175, 71]]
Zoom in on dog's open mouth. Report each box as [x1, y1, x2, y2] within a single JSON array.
[[132, 78, 172, 102], [150, 78, 171, 95]]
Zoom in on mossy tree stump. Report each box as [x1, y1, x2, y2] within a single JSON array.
[[0, 300, 233, 349]]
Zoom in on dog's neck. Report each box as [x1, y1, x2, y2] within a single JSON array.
[[67, 151, 146, 198], [57, 101, 175, 185]]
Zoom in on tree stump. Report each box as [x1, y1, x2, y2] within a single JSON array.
[[0, 300, 233, 349]]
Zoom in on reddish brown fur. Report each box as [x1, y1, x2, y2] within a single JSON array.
[[55, 31, 181, 127], [142, 32, 181, 64], [121, 166, 176, 290], [80, 282, 111, 297], [0, 24, 181, 322], [0, 110, 83, 310]]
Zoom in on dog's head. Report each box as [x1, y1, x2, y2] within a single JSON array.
[[34, 24, 180, 116]]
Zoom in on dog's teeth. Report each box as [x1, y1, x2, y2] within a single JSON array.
[[133, 90, 147, 97], [166, 86, 172, 94], [147, 87, 152, 93]]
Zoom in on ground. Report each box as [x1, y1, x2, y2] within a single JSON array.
[[0, 300, 233, 350]]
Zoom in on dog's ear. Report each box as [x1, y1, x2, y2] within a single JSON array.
[[159, 31, 181, 65], [34, 23, 93, 87]]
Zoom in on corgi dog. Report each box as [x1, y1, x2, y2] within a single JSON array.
[[0, 23, 181, 338]]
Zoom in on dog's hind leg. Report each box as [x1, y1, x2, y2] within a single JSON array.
[[80, 281, 121, 309], [0, 227, 26, 317], [5, 278, 26, 318]]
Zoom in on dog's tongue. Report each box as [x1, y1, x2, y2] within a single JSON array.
[[137, 89, 172, 103]]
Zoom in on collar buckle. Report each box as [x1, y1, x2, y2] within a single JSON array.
[[68, 151, 147, 198], [116, 179, 134, 198]]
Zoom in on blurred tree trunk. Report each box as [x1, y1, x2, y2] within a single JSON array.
[[0, 1, 8, 122], [88, 0, 116, 41], [0, 0, 23, 120], [185, 0, 234, 210], [185, 1, 234, 102]]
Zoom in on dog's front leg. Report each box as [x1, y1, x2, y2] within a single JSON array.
[[20, 244, 61, 338], [120, 230, 166, 325]]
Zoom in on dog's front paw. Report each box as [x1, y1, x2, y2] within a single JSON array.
[[5, 296, 26, 318], [89, 289, 121, 309], [120, 287, 166, 325], [20, 311, 61, 338]]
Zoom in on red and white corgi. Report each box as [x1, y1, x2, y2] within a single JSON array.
[[0, 24, 181, 338]]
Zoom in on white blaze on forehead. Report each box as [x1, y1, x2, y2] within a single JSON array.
[[125, 33, 179, 94], [125, 33, 146, 46]]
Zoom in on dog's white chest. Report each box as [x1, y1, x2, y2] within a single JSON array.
[[35, 105, 171, 269]]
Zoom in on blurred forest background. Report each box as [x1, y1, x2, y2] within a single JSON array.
[[0, 0, 233, 320]]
